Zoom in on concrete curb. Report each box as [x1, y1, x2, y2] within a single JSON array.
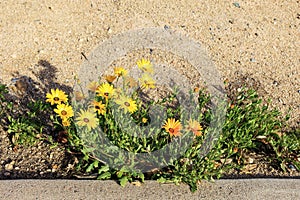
[[1, 179, 299, 200]]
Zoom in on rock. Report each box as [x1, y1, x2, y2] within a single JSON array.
[[5, 163, 14, 171], [4, 172, 10, 176]]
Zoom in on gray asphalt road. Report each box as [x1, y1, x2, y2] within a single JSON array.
[[1, 179, 300, 200]]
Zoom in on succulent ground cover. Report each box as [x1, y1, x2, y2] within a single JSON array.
[[0, 59, 299, 192]]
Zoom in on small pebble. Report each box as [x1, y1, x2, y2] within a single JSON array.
[[233, 2, 240, 8], [248, 157, 254, 164], [288, 164, 296, 171], [5, 163, 14, 171], [4, 172, 10, 176]]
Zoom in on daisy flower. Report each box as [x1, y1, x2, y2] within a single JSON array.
[[137, 58, 153, 73], [54, 103, 74, 120], [139, 73, 156, 89], [114, 67, 128, 77], [87, 81, 99, 92], [96, 83, 115, 99], [162, 118, 182, 137], [62, 119, 71, 127], [76, 109, 99, 131], [91, 100, 106, 115], [46, 88, 68, 105], [186, 119, 203, 137], [105, 75, 117, 83], [115, 95, 138, 114]]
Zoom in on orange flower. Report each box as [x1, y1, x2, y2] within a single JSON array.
[[74, 91, 85, 101], [105, 75, 117, 83], [162, 118, 182, 137], [186, 119, 203, 137]]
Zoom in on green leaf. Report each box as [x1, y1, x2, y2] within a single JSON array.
[[97, 172, 111, 180], [98, 165, 110, 173], [157, 177, 167, 183], [86, 162, 95, 173], [119, 176, 128, 187]]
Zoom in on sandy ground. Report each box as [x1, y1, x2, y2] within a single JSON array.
[[0, 1, 299, 119]]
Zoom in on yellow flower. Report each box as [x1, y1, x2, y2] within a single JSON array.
[[142, 117, 148, 123], [105, 75, 117, 83], [96, 83, 115, 99], [139, 73, 156, 89], [162, 118, 182, 137], [137, 58, 153, 73], [186, 119, 203, 137], [91, 100, 106, 115], [54, 103, 74, 120], [46, 89, 68, 105], [76, 109, 99, 131], [115, 95, 138, 114], [114, 67, 128, 77], [62, 119, 71, 127], [87, 81, 99, 92]]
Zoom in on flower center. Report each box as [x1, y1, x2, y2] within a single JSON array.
[[95, 106, 100, 109], [61, 110, 67, 116], [124, 102, 130, 107], [83, 118, 90, 123], [169, 128, 175, 133], [54, 97, 60, 101], [104, 92, 109, 97]]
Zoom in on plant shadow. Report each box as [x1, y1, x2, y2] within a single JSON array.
[[0, 60, 77, 179]]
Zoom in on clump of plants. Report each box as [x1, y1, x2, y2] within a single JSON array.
[[0, 83, 51, 146], [1, 59, 299, 192]]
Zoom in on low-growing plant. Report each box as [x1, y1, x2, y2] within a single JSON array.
[[0, 83, 52, 146], [6, 100, 51, 146], [219, 87, 300, 172], [44, 59, 299, 191], [1, 58, 299, 192]]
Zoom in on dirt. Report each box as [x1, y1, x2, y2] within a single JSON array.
[[0, 0, 299, 179]]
